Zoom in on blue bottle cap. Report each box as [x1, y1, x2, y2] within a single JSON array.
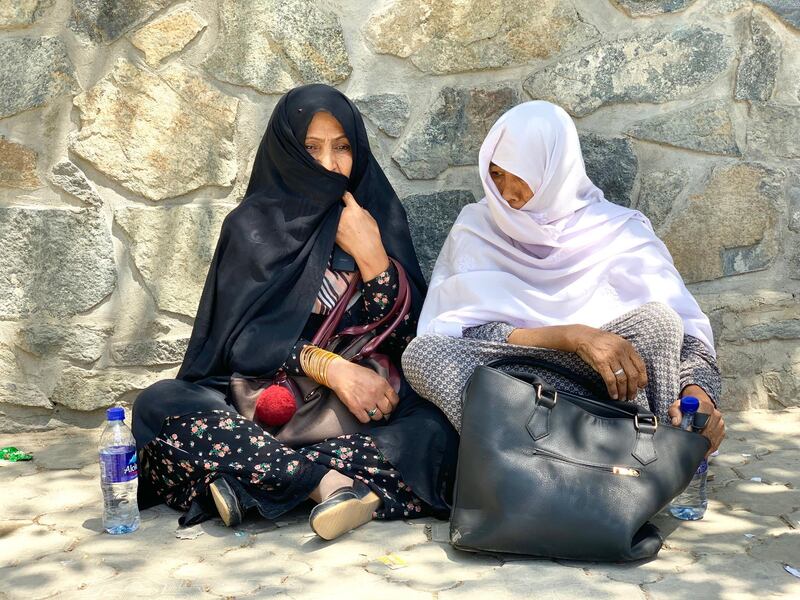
[[680, 396, 700, 414], [106, 407, 125, 421]]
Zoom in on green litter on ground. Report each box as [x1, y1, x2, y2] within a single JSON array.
[[0, 446, 33, 461]]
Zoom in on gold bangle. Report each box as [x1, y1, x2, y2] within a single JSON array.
[[299, 345, 341, 388]]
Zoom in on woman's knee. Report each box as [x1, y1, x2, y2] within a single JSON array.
[[638, 302, 684, 338], [133, 379, 183, 413], [625, 302, 684, 360], [402, 335, 464, 392]]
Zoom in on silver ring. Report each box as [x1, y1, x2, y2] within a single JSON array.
[[367, 408, 378, 417], [613, 368, 625, 377]]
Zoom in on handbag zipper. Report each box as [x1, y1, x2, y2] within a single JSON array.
[[532, 448, 641, 477]]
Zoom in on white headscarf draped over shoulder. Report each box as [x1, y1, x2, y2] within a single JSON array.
[[417, 101, 716, 355]]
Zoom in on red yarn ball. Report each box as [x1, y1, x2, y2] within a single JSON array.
[[255, 384, 297, 427]]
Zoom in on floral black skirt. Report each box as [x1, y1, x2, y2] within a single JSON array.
[[140, 409, 427, 526]]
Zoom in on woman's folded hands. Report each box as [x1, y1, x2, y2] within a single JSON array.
[[508, 324, 647, 401]]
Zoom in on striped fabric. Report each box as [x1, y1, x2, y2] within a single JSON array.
[[311, 261, 356, 315]]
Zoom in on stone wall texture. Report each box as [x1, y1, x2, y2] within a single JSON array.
[[0, 0, 798, 432]]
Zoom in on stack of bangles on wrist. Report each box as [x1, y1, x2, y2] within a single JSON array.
[[299, 345, 341, 388]]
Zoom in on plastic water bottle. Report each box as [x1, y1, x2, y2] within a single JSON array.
[[668, 396, 708, 520], [99, 407, 140, 534]]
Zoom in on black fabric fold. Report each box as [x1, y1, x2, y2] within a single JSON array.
[[178, 84, 426, 381]]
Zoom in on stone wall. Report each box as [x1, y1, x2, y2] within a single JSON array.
[[1, 0, 798, 432]]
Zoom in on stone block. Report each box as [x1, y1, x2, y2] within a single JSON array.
[[645, 523, 791, 599], [0, 522, 76, 567], [48, 160, 103, 207], [15, 322, 112, 364], [579, 133, 638, 207], [0, 470, 100, 520], [109, 337, 189, 366], [651, 502, 787, 555], [50, 366, 162, 411], [0, 36, 76, 118], [364, 542, 501, 592], [524, 26, 733, 117], [626, 101, 740, 156], [365, 0, 598, 75], [611, 0, 697, 16], [756, 0, 800, 30], [0, 207, 116, 319], [0, 553, 116, 599], [661, 163, 782, 283], [204, 0, 351, 94], [747, 103, 800, 159], [70, 59, 238, 201], [129, 5, 206, 67], [115, 204, 232, 317], [735, 11, 781, 102], [717, 340, 800, 410], [734, 450, 800, 488], [0, 137, 40, 190], [172, 547, 311, 597], [353, 94, 410, 138], [0, 343, 51, 409], [788, 181, 800, 233], [636, 169, 685, 229], [394, 84, 519, 179], [402, 190, 476, 281], [709, 479, 800, 517], [0, 0, 49, 30], [69, 0, 173, 43]]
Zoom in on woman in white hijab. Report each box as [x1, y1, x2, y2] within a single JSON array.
[[402, 101, 724, 455]]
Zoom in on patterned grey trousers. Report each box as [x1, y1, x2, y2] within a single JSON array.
[[402, 302, 685, 432]]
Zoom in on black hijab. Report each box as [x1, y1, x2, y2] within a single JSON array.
[[177, 84, 427, 382]]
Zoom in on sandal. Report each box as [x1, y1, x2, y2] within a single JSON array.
[[209, 476, 243, 527], [309, 480, 381, 541]]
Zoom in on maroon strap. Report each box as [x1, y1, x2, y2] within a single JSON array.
[[310, 258, 411, 359], [348, 260, 410, 361], [311, 270, 362, 347]]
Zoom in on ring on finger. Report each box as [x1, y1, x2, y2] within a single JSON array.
[[613, 368, 625, 377], [367, 408, 378, 417]]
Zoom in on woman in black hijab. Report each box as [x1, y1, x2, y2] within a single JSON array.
[[132, 84, 458, 540]]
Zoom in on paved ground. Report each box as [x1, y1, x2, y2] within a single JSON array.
[[1, 409, 799, 599]]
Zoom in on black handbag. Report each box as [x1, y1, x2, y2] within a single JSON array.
[[450, 357, 709, 562]]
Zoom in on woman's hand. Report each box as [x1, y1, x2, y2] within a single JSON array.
[[327, 358, 399, 423], [506, 324, 647, 401], [668, 385, 725, 458], [336, 192, 389, 280], [570, 325, 648, 401]]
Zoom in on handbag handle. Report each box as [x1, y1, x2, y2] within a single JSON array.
[[483, 356, 658, 424], [311, 269, 362, 347], [310, 257, 411, 359], [349, 259, 411, 361], [484, 356, 610, 400]]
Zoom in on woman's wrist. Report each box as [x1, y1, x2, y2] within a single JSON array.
[[325, 356, 350, 390], [508, 324, 591, 353], [355, 245, 390, 281], [681, 384, 716, 409]]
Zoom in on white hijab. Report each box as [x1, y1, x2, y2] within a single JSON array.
[[418, 101, 715, 355]]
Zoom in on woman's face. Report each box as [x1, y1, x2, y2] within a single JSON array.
[[304, 111, 353, 178], [489, 162, 533, 210]]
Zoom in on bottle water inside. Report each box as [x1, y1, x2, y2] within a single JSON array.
[[669, 396, 708, 520], [99, 406, 140, 534]]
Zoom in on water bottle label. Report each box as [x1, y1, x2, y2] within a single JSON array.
[[696, 459, 708, 475], [100, 448, 138, 483]]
